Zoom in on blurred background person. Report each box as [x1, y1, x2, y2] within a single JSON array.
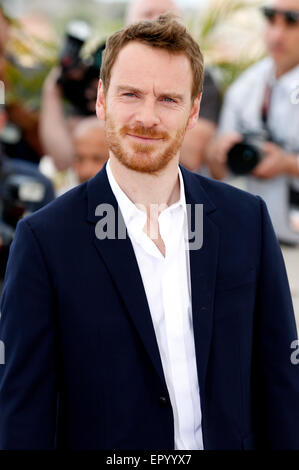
[[0, 3, 48, 165], [125, 0, 181, 21], [39, 65, 83, 172], [55, 117, 108, 196], [0, 3, 54, 286], [126, 0, 222, 172], [39, 20, 105, 172], [206, 0, 299, 243], [0, 104, 54, 285], [73, 118, 108, 184]]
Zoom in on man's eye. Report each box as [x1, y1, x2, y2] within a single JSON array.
[[162, 97, 175, 103], [123, 93, 136, 97]]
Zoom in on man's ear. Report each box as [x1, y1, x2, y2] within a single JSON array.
[[186, 93, 202, 131], [96, 79, 106, 121]]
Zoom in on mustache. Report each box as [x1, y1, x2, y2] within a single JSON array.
[[119, 125, 170, 140], [268, 40, 285, 49]]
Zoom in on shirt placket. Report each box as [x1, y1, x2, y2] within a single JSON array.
[[160, 209, 196, 448]]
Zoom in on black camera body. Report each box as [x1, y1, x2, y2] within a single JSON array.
[[57, 20, 105, 116], [227, 130, 270, 175], [0, 157, 55, 278]]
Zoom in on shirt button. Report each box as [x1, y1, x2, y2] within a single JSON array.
[[159, 396, 169, 406]]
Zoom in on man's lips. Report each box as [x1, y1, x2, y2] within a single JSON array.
[[126, 133, 163, 142]]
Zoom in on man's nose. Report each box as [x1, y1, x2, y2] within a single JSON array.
[[269, 15, 289, 39], [134, 98, 160, 128], [78, 161, 98, 182]]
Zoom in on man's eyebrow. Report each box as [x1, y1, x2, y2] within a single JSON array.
[[160, 92, 184, 101], [116, 85, 184, 101], [116, 85, 145, 94]]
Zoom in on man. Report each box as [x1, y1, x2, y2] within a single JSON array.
[[127, 0, 221, 172], [0, 28, 54, 282], [72, 118, 108, 184], [0, 4, 46, 164], [207, 0, 299, 242], [0, 125, 54, 282], [55, 118, 109, 196], [0, 14, 298, 450], [125, 0, 181, 22]]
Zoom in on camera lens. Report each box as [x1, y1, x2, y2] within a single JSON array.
[[227, 142, 260, 175]]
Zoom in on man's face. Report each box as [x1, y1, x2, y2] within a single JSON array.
[[96, 42, 200, 174], [73, 127, 108, 182], [264, 0, 299, 74]]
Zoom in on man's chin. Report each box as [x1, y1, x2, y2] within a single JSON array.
[[116, 152, 172, 174]]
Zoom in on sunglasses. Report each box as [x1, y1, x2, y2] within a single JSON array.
[[261, 6, 299, 25]]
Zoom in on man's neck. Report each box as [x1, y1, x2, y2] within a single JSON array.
[[109, 154, 181, 217], [274, 60, 299, 79]]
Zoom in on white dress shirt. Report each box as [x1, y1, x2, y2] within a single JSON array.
[[106, 159, 203, 450]]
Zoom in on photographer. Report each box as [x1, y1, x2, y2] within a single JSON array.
[[0, 4, 47, 165], [39, 21, 104, 171], [207, 0, 299, 240], [0, 4, 55, 284], [0, 103, 55, 282], [39, 67, 79, 171]]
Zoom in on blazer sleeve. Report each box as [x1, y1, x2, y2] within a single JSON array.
[[0, 218, 57, 449], [254, 196, 299, 449]]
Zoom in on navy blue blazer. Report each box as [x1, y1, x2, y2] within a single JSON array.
[[0, 164, 298, 450]]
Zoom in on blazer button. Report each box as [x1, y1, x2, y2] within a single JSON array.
[[159, 396, 168, 406]]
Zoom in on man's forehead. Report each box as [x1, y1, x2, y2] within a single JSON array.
[[109, 42, 192, 87], [128, 0, 180, 22], [75, 130, 107, 152], [267, 0, 299, 10], [111, 41, 191, 78]]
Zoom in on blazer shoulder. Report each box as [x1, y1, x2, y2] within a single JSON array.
[[188, 172, 265, 240], [191, 172, 261, 211]]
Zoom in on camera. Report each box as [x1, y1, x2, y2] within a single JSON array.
[[0, 157, 55, 278], [57, 20, 105, 116], [227, 130, 270, 175], [226, 130, 299, 245]]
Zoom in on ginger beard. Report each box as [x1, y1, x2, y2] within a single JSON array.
[[105, 113, 188, 174]]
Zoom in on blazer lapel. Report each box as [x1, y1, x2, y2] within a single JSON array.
[[86, 164, 167, 389], [180, 166, 219, 408]]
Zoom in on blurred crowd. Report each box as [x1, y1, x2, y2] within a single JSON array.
[[0, 0, 299, 280]]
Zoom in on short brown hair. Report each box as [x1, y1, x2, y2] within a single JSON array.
[[100, 13, 204, 102]]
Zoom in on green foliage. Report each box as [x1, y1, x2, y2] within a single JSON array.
[[199, 0, 252, 41], [4, 20, 57, 108], [213, 57, 261, 94], [188, 0, 265, 93], [4, 60, 55, 109]]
